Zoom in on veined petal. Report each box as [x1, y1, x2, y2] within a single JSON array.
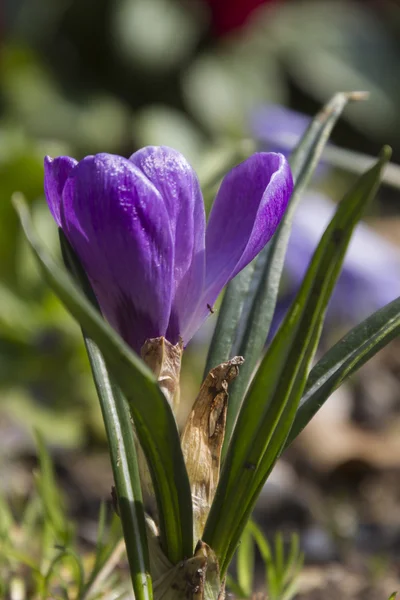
[[60, 153, 174, 353], [130, 146, 206, 343], [44, 155, 78, 226], [182, 152, 293, 343], [205, 152, 292, 303]]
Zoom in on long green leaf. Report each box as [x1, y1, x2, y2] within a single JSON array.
[[14, 196, 193, 565], [220, 92, 367, 458], [43, 548, 85, 599], [203, 260, 257, 378], [86, 340, 153, 599], [223, 148, 390, 569], [236, 521, 254, 598], [286, 294, 400, 447], [34, 430, 71, 545], [59, 232, 152, 600], [204, 148, 390, 574], [322, 144, 400, 189]]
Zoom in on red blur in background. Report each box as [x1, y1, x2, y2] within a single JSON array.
[[203, 0, 279, 35]]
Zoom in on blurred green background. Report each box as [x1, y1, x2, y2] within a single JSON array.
[[2, 0, 400, 592]]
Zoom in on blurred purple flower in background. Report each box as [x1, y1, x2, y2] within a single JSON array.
[[251, 104, 400, 325], [44, 146, 293, 353], [286, 191, 400, 324], [251, 104, 313, 156]]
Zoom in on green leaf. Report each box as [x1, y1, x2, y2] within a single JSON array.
[[320, 144, 400, 190], [13, 196, 193, 565], [59, 231, 152, 600], [82, 502, 109, 591], [43, 548, 85, 599], [236, 520, 254, 598], [204, 147, 390, 575], [248, 524, 303, 600], [0, 492, 14, 539], [83, 538, 126, 600], [34, 430, 72, 546], [286, 293, 400, 447], [85, 345, 153, 598], [225, 574, 247, 599], [248, 523, 279, 600], [217, 92, 367, 459], [203, 260, 257, 378]]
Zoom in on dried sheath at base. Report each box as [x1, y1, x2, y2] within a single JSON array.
[[181, 356, 244, 542]]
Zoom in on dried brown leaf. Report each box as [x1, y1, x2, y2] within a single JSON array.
[[181, 357, 244, 542]]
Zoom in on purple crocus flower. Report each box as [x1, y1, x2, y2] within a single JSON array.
[[251, 104, 312, 155], [44, 146, 293, 353], [285, 191, 400, 323]]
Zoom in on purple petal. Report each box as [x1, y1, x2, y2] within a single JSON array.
[[44, 155, 78, 226], [130, 146, 206, 343], [182, 152, 293, 342], [60, 153, 174, 353], [205, 152, 292, 301]]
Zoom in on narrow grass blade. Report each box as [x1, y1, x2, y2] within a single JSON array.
[[34, 430, 71, 545], [221, 92, 367, 458], [43, 549, 85, 599], [286, 294, 400, 447], [204, 148, 390, 574], [225, 574, 247, 599], [0, 494, 14, 539], [236, 521, 254, 598], [83, 539, 126, 600], [82, 502, 112, 596], [247, 522, 276, 598], [322, 144, 400, 190], [14, 196, 193, 565]]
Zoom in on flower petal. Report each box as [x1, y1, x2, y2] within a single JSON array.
[[205, 152, 292, 302], [130, 146, 206, 343], [44, 155, 78, 226], [182, 152, 293, 343], [60, 153, 174, 353]]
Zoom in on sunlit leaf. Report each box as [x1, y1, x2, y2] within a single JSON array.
[[14, 196, 193, 566], [204, 148, 390, 574]]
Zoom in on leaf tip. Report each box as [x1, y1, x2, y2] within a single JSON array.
[[380, 145, 392, 163], [344, 90, 369, 102], [11, 191, 27, 216]]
